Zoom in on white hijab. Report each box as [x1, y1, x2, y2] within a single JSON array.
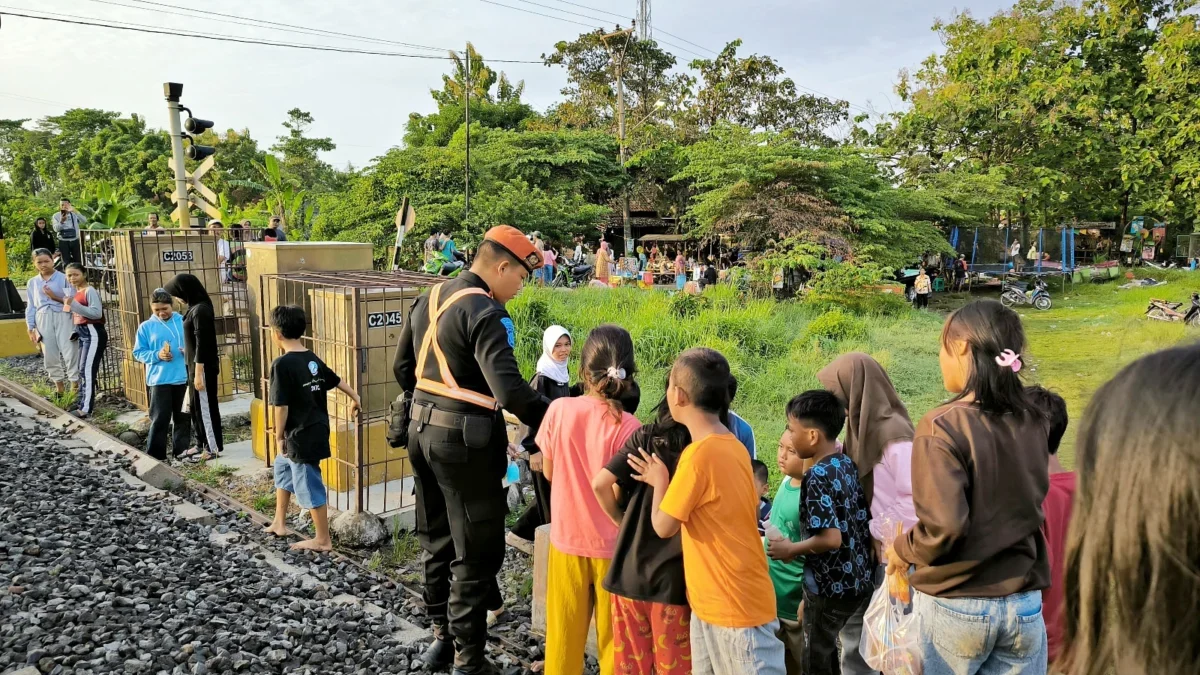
[[536, 325, 571, 385]]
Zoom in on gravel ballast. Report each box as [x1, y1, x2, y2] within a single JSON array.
[[0, 402, 545, 674]]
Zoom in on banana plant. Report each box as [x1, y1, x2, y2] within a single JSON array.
[[78, 181, 151, 229], [252, 154, 313, 236]]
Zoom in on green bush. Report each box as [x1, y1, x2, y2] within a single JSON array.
[[668, 292, 709, 319], [805, 290, 910, 317], [805, 309, 868, 343]]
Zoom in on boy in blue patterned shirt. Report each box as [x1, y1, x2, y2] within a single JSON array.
[[766, 391, 873, 675]]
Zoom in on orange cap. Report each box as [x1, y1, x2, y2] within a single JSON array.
[[484, 225, 544, 271]]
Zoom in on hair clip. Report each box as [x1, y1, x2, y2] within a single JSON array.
[[606, 366, 626, 380], [995, 349, 1022, 373]]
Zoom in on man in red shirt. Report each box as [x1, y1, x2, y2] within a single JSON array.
[[1027, 386, 1074, 667]]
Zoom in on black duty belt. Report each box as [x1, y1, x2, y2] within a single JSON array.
[[412, 402, 494, 432]]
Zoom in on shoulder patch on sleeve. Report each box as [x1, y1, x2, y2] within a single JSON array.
[[500, 317, 516, 348]]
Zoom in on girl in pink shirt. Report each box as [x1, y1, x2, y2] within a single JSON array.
[[537, 324, 642, 675], [817, 352, 916, 675]]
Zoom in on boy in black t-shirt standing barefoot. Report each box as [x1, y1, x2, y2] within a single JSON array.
[[264, 305, 361, 552]]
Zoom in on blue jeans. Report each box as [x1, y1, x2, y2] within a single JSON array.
[[915, 590, 1047, 675]]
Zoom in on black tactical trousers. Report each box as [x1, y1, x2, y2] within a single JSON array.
[[409, 413, 508, 671]]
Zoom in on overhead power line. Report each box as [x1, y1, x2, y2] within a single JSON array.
[[0, 9, 544, 62], [510, 0, 626, 25], [544, 0, 626, 20], [79, 0, 450, 52], [476, 0, 604, 29], [654, 38, 707, 59], [654, 28, 716, 55]]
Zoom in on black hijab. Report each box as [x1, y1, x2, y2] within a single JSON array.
[[164, 273, 213, 309]]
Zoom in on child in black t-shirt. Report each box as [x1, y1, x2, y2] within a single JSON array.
[[264, 305, 361, 552], [767, 390, 873, 675]]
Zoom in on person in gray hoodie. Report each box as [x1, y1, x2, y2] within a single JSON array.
[[132, 289, 191, 461]]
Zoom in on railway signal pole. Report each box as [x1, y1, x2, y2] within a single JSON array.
[[164, 82, 219, 227]]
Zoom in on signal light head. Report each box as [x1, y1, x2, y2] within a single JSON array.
[[186, 143, 216, 161], [183, 117, 214, 134]]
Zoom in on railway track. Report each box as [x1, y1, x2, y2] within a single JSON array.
[[0, 374, 539, 673]]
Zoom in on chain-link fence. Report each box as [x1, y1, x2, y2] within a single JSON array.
[[258, 270, 438, 516]]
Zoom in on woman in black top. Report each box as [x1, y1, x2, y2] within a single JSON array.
[[164, 273, 224, 460], [31, 217, 57, 257], [590, 389, 693, 671], [508, 326, 577, 546]]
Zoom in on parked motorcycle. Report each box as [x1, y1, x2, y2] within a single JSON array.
[[550, 259, 592, 288], [1146, 294, 1200, 326], [1000, 278, 1052, 311]]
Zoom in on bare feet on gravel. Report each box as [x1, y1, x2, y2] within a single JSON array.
[[290, 538, 333, 552], [263, 523, 289, 537]]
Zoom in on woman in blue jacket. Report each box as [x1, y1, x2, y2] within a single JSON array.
[[132, 288, 192, 461]]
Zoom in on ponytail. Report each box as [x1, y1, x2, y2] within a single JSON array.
[[579, 324, 637, 423]]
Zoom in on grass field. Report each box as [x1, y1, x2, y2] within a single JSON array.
[[509, 270, 1199, 485]]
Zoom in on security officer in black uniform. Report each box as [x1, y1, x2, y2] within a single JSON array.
[[393, 225, 550, 675]]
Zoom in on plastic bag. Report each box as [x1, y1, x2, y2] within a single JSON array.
[[861, 519, 922, 675]]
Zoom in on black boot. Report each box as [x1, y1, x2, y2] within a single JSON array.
[[451, 662, 500, 675], [419, 626, 455, 672], [452, 640, 499, 675]]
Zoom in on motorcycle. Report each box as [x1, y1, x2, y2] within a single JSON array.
[[550, 259, 592, 288], [1000, 278, 1052, 311], [1146, 294, 1200, 326], [423, 251, 464, 277]]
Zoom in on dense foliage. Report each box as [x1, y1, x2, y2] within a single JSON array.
[[879, 0, 1200, 233], [9, 1, 1190, 279]]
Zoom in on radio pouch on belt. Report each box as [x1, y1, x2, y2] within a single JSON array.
[[387, 391, 413, 448]]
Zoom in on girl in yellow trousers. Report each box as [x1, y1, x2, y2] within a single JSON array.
[[536, 325, 643, 675]]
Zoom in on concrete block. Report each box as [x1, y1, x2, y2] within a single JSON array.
[[130, 455, 177, 490], [1, 397, 39, 417], [172, 501, 216, 526], [209, 530, 244, 547], [328, 595, 431, 644], [532, 525, 550, 634], [118, 471, 166, 496], [531, 524, 596, 656]]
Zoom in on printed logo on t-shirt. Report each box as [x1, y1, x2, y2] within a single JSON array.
[[306, 361, 323, 392]]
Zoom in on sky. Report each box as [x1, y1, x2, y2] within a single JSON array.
[[0, 0, 1015, 169]]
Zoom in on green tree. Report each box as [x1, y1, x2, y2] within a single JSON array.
[[270, 108, 341, 192], [676, 125, 958, 271], [405, 46, 535, 148], [542, 30, 688, 131], [684, 40, 849, 145]]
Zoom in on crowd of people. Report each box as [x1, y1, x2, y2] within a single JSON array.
[[379, 224, 1199, 675], [15, 214, 1196, 675]]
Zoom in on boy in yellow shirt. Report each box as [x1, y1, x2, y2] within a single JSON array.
[[629, 347, 786, 674]]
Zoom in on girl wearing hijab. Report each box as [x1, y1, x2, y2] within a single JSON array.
[[508, 325, 576, 550], [164, 273, 224, 461], [817, 352, 916, 675]]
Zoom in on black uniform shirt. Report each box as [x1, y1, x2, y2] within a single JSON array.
[[393, 271, 549, 428]]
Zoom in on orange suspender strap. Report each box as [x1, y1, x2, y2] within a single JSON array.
[[414, 283, 501, 411]]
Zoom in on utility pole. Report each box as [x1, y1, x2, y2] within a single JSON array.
[[464, 43, 472, 225], [601, 26, 635, 256], [637, 0, 651, 40], [164, 83, 190, 227]]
